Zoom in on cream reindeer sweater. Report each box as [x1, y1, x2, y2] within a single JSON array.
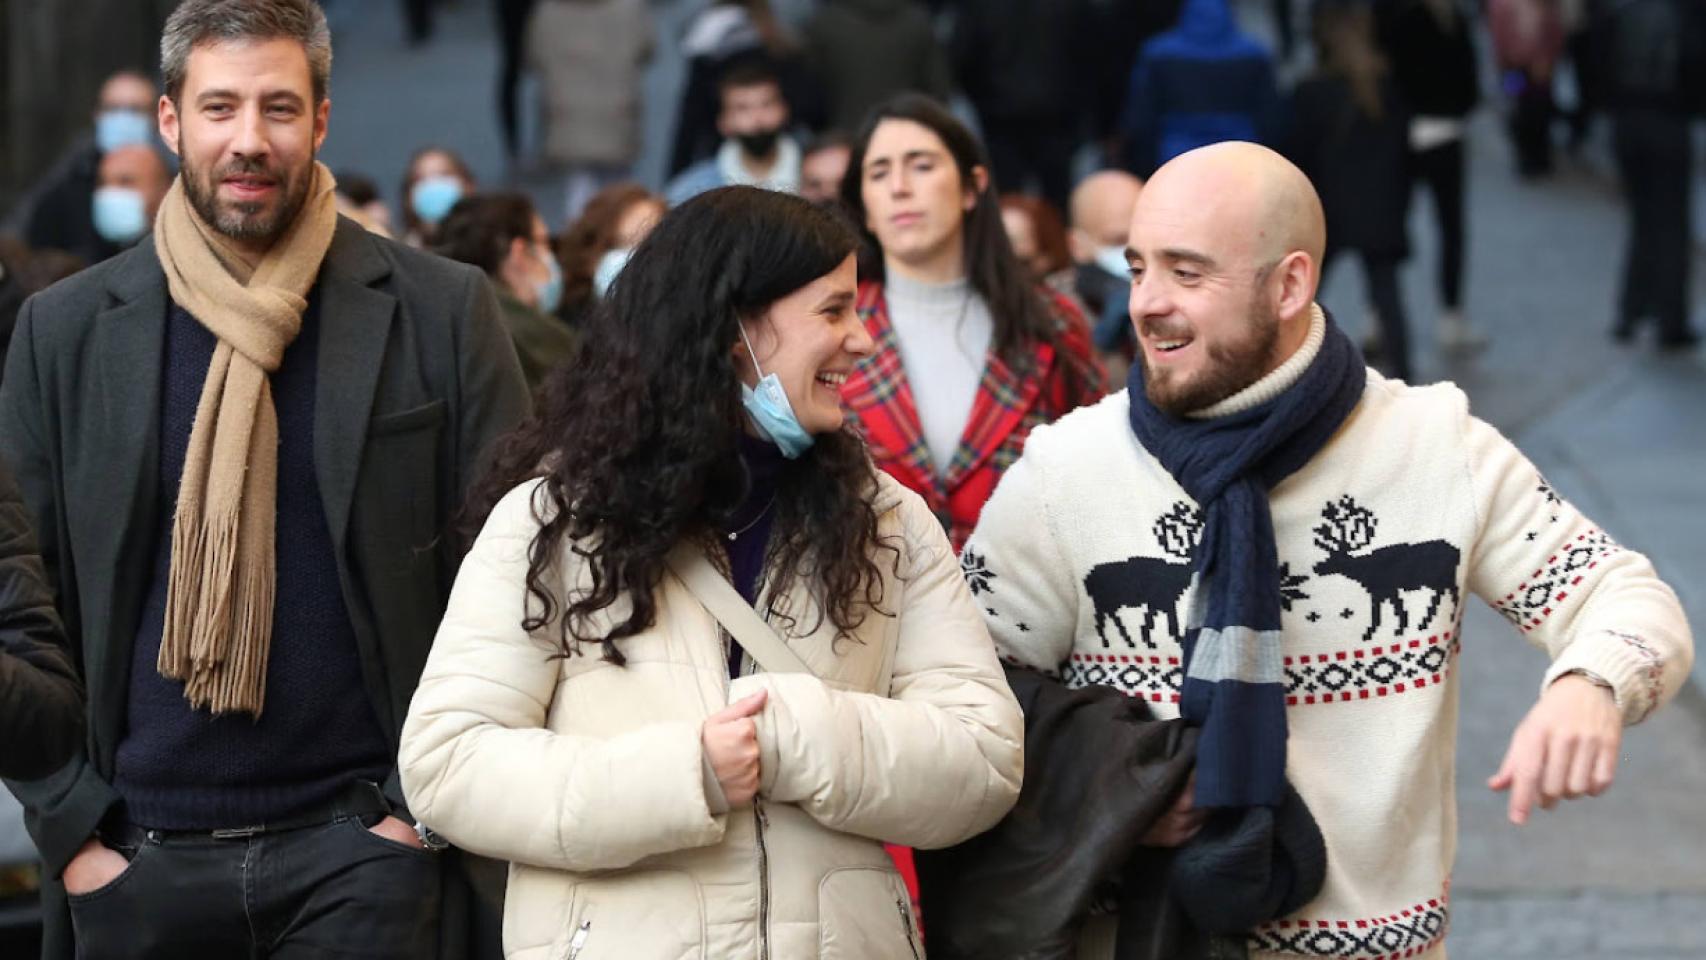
[[960, 335, 1693, 960]]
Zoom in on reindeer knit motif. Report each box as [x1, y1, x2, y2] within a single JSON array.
[[963, 370, 1694, 960]]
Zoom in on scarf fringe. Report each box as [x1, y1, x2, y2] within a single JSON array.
[[158, 500, 276, 717]]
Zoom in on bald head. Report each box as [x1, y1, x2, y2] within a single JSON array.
[[1071, 170, 1144, 251], [1124, 143, 1327, 414], [1136, 142, 1325, 275]]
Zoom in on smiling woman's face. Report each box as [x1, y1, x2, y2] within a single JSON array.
[[734, 254, 871, 436]]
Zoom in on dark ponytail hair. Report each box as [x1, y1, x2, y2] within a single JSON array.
[[840, 94, 1062, 365], [462, 186, 896, 663]]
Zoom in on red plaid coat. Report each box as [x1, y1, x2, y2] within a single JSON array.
[[842, 280, 1106, 552]]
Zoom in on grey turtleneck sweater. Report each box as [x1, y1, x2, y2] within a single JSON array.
[[883, 271, 994, 477]]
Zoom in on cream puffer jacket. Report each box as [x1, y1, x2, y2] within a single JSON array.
[[399, 473, 1024, 960]]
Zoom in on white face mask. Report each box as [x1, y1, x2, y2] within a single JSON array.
[[92, 186, 149, 244], [1094, 244, 1131, 281]]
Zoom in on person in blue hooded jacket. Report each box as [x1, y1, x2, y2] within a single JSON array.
[[1117, 0, 1282, 176]]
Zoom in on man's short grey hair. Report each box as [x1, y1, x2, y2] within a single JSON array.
[[161, 0, 332, 104]]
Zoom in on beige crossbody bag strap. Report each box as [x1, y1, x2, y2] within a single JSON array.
[[666, 542, 899, 695], [667, 542, 816, 677]]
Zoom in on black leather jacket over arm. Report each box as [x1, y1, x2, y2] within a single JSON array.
[[0, 454, 84, 780]]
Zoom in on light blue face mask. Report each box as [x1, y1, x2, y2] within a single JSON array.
[[95, 109, 153, 153], [410, 175, 464, 225], [738, 325, 815, 459], [92, 186, 149, 244], [593, 247, 632, 298], [535, 245, 564, 315], [1095, 244, 1132, 281]]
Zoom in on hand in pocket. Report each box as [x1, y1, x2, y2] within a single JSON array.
[[63, 837, 130, 896]]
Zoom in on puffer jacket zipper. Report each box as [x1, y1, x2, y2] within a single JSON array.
[[755, 801, 773, 960], [564, 919, 591, 960], [897, 896, 921, 960]]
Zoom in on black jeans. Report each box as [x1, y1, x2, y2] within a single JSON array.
[[1324, 247, 1413, 382], [1510, 77, 1555, 177], [981, 116, 1077, 213], [1409, 139, 1466, 311], [67, 814, 441, 959], [1614, 108, 1695, 340], [496, 0, 538, 157]]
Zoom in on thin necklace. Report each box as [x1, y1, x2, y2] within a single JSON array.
[[727, 494, 777, 541]]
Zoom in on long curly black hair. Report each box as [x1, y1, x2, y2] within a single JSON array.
[[463, 186, 898, 663]]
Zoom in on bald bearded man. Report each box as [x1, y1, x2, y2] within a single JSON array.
[[1069, 170, 1144, 369], [958, 143, 1693, 959]]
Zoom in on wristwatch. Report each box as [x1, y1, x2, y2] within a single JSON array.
[[415, 821, 450, 852]]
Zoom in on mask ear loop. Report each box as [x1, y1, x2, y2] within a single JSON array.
[[737, 323, 769, 380]]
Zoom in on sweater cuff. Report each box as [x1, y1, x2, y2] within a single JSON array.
[[1543, 629, 1669, 725]]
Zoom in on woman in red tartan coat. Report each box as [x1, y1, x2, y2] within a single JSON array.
[[838, 95, 1106, 553]]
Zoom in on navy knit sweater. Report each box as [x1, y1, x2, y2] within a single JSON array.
[[720, 435, 785, 677], [113, 297, 392, 830]]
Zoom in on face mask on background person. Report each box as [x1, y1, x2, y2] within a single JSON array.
[[1095, 244, 1131, 281], [737, 324, 814, 459], [535, 245, 564, 315], [410, 176, 464, 226], [735, 128, 782, 157], [95, 109, 154, 153], [92, 186, 150, 244], [593, 248, 633, 298]]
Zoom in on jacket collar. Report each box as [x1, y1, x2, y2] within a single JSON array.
[[844, 282, 1055, 499], [310, 218, 397, 555]]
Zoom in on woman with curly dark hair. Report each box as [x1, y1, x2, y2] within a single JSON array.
[[552, 181, 664, 328], [399, 186, 1022, 959], [840, 94, 1105, 553]]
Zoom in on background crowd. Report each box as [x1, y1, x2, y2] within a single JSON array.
[[3, 0, 1703, 393]]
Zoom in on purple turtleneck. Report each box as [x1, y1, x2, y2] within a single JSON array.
[[719, 434, 786, 676]]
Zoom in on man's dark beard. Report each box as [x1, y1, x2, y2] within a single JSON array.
[[1141, 299, 1282, 415], [181, 146, 311, 247], [735, 128, 781, 158]]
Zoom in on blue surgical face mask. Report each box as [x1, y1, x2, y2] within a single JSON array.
[[410, 175, 464, 226], [535, 245, 564, 315], [95, 109, 153, 153], [737, 325, 815, 459], [1095, 244, 1131, 281], [92, 186, 149, 244], [593, 247, 632, 298]]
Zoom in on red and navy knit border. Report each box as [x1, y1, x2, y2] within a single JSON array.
[[1250, 890, 1449, 958], [1492, 530, 1620, 632], [1058, 630, 1459, 708]]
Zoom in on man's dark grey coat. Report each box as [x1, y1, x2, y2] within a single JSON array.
[[0, 217, 531, 959]]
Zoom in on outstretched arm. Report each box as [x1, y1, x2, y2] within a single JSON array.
[[1463, 414, 1692, 824]]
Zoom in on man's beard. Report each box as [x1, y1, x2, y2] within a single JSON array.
[[1140, 297, 1282, 416], [181, 144, 312, 247]]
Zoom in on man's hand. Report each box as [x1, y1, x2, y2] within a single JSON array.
[[367, 815, 426, 849], [62, 837, 129, 895], [703, 690, 768, 808], [1140, 772, 1208, 847], [1489, 674, 1622, 825]]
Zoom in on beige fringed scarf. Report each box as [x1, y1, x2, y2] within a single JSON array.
[[153, 161, 339, 717]]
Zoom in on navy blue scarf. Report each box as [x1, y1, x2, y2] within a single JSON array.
[[1128, 314, 1365, 808]]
